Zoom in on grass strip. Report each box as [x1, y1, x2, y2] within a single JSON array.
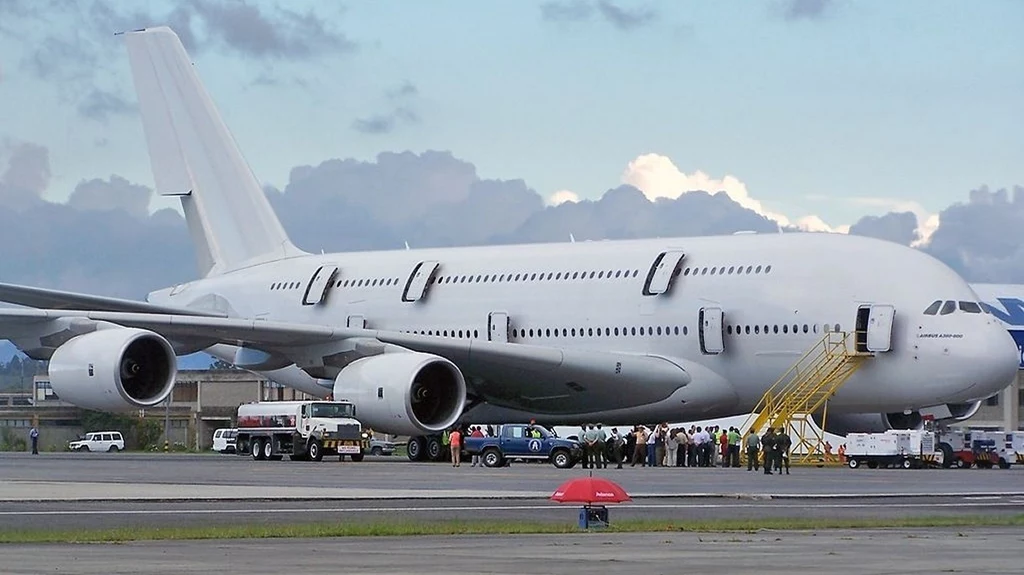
[[1, 514, 1021, 544]]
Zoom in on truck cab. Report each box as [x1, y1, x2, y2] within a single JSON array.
[[462, 423, 582, 468], [236, 400, 369, 462]]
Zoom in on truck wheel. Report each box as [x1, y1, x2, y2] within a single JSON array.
[[350, 451, 364, 462], [954, 457, 966, 469], [998, 459, 1011, 470], [867, 461, 878, 469], [308, 440, 323, 462], [551, 449, 572, 469], [251, 439, 264, 461], [482, 448, 503, 468], [407, 436, 425, 461], [938, 443, 954, 468], [848, 458, 859, 469], [262, 439, 274, 460], [901, 458, 912, 469], [426, 436, 445, 462]]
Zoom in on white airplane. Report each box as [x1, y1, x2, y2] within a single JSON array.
[[0, 27, 1017, 461]]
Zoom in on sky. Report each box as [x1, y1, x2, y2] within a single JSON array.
[[0, 0, 1021, 304]]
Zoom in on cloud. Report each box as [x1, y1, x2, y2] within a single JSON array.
[[189, 1, 356, 59], [352, 84, 421, 134], [67, 175, 153, 219], [842, 196, 939, 247], [548, 190, 581, 206], [781, 0, 833, 21], [922, 185, 1024, 283], [540, 1, 593, 22], [76, 89, 137, 122], [540, 1, 656, 30], [595, 1, 657, 30], [848, 211, 919, 246], [621, 153, 842, 231], [0, 141, 49, 212]]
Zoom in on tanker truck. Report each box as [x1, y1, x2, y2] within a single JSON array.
[[235, 400, 368, 462]]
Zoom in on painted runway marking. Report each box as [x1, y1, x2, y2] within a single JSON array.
[[1, 501, 1023, 516]]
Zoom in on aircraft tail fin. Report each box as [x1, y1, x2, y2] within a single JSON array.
[[123, 26, 304, 277]]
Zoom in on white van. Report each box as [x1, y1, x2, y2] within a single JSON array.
[[212, 428, 237, 453], [69, 431, 125, 452]]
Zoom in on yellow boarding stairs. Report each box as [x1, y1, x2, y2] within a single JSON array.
[[741, 330, 872, 467]]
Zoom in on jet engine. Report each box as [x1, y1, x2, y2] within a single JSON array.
[[333, 352, 466, 436], [814, 400, 983, 436], [49, 328, 177, 411]]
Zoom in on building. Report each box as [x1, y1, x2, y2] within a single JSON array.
[[0, 369, 320, 451]]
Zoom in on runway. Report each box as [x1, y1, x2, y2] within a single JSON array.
[[2, 529, 1022, 575], [0, 452, 1021, 532]]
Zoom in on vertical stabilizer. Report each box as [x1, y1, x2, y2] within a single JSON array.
[[123, 27, 304, 276]]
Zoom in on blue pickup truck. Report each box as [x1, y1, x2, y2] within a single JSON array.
[[462, 424, 582, 468]]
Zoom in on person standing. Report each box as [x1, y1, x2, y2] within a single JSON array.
[[583, 424, 599, 469], [665, 427, 678, 467], [761, 427, 775, 475], [609, 428, 624, 469], [595, 423, 608, 469], [728, 427, 742, 467], [449, 427, 462, 467], [469, 426, 484, 467], [776, 427, 792, 475], [745, 429, 760, 471], [29, 426, 39, 455]]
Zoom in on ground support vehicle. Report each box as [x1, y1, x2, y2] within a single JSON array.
[[936, 430, 1000, 469], [235, 400, 369, 462], [971, 431, 1024, 469], [68, 431, 125, 452], [461, 424, 582, 468], [212, 428, 237, 453], [844, 430, 937, 469]]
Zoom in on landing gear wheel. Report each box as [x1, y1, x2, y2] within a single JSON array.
[[407, 436, 425, 461], [308, 440, 323, 462], [350, 451, 364, 462], [426, 436, 445, 462]]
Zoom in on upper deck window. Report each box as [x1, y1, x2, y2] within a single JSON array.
[[923, 300, 942, 315]]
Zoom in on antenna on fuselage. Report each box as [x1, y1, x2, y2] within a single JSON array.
[[404, 241, 411, 250], [569, 233, 575, 243]]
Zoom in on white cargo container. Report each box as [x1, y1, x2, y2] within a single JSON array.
[[844, 430, 937, 469]]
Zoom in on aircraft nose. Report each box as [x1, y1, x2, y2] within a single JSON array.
[[966, 322, 1019, 399]]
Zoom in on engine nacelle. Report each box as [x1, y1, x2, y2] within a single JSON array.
[[333, 352, 466, 436], [49, 328, 177, 411]]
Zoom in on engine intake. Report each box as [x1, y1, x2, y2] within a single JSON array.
[[333, 352, 466, 436], [49, 328, 177, 411]]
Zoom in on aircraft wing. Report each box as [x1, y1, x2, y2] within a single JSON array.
[[0, 308, 689, 414], [0, 282, 225, 317]]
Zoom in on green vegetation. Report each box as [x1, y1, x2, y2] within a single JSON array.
[[80, 410, 163, 450], [0, 514, 1021, 544], [0, 428, 27, 452]]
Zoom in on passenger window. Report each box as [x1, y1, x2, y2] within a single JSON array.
[[803, 324, 808, 333], [701, 268, 708, 275], [773, 325, 778, 334], [923, 300, 941, 315], [959, 301, 982, 314], [940, 300, 956, 315], [755, 265, 762, 273], [727, 325, 733, 335], [783, 325, 788, 334], [746, 266, 753, 274], [754, 325, 760, 334], [765, 265, 772, 273], [728, 266, 735, 274]]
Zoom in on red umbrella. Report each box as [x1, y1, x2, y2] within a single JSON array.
[[550, 476, 632, 505]]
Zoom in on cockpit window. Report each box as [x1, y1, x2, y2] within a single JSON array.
[[959, 301, 982, 314], [923, 300, 942, 315], [939, 300, 956, 315]]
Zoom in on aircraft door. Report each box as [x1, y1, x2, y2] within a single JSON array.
[[488, 311, 509, 343], [643, 250, 686, 295], [403, 260, 439, 302], [865, 304, 895, 352], [699, 307, 724, 354], [302, 264, 338, 305]]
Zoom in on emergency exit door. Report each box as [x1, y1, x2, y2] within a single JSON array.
[[699, 307, 724, 355], [488, 311, 509, 343]]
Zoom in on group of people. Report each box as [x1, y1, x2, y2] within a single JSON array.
[[743, 427, 793, 475]]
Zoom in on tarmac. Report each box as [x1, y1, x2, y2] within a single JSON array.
[[0, 452, 1021, 573]]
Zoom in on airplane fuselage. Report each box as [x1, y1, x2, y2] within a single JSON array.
[[150, 232, 1018, 425]]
